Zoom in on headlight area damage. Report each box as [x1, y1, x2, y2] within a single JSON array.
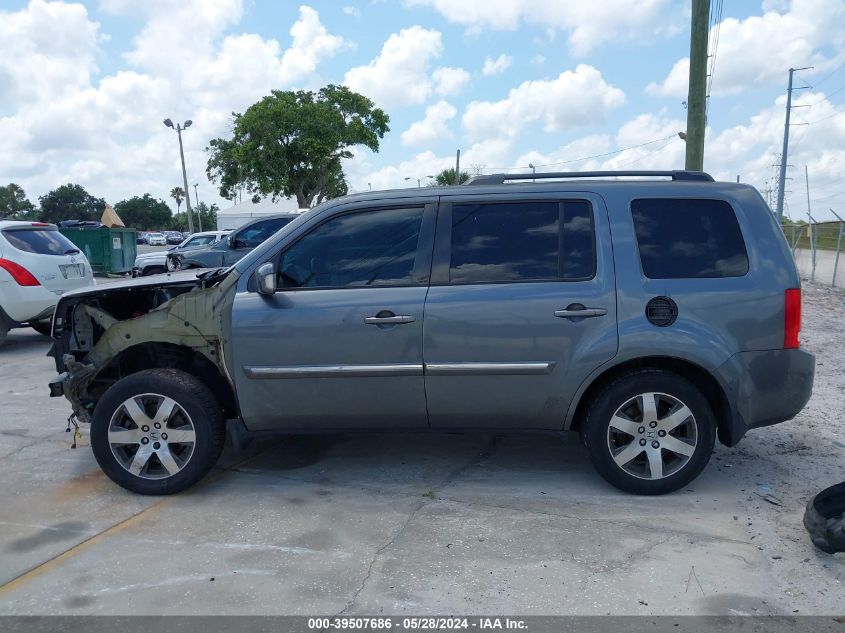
[[48, 269, 240, 425]]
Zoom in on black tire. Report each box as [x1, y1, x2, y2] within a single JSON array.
[[141, 266, 166, 276], [91, 369, 225, 495], [30, 319, 53, 336], [581, 369, 716, 495], [0, 321, 7, 346]]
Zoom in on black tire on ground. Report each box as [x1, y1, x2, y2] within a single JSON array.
[[581, 368, 717, 495], [30, 319, 53, 336], [141, 266, 166, 276], [0, 321, 7, 346], [90, 368, 226, 495]]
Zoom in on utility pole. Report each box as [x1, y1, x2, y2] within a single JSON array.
[[775, 67, 812, 222], [684, 0, 709, 172], [193, 183, 202, 232], [454, 149, 461, 185]]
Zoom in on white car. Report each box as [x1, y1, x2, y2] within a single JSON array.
[[146, 232, 167, 246], [0, 221, 95, 344], [132, 230, 231, 276]]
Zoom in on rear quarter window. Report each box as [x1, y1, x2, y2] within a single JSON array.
[[2, 228, 80, 256], [630, 198, 749, 279]]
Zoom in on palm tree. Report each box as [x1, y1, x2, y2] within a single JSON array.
[[170, 187, 185, 213], [432, 168, 471, 186]]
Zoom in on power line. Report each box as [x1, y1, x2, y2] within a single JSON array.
[[705, 0, 723, 111], [479, 134, 679, 172]]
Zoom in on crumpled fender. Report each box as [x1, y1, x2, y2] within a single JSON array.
[[59, 271, 240, 422]]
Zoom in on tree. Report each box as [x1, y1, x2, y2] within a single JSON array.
[[207, 85, 389, 208], [195, 202, 219, 231], [170, 187, 185, 213], [432, 168, 471, 186], [0, 183, 38, 220], [39, 184, 105, 224], [114, 194, 173, 230]]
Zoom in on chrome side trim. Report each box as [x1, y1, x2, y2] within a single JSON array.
[[243, 364, 423, 379], [425, 361, 556, 376]]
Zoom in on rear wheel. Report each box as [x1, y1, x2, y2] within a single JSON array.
[[0, 321, 7, 346], [581, 369, 716, 495], [91, 369, 225, 495], [30, 319, 52, 336]]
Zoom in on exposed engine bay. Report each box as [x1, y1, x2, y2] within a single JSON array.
[[49, 269, 240, 424]]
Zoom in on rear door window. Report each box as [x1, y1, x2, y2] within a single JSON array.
[[631, 198, 749, 279], [2, 228, 80, 256], [448, 200, 595, 283]]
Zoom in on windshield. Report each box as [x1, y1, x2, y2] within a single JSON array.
[[3, 227, 80, 256]]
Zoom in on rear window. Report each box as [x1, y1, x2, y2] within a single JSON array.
[[238, 217, 294, 247], [449, 200, 595, 283], [631, 198, 749, 279], [2, 228, 80, 256]]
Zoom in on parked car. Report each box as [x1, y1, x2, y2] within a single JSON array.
[[165, 231, 184, 245], [48, 171, 814, 496], [136, 232, 149, 245], [0, 221, 94, 345], [165, 213, 298, 271], [132, 230, 232, 276], [146, 232, 167, 246]]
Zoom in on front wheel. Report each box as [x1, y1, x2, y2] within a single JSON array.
[[581, 369, 716, 495], [91, 369, 225, 495]]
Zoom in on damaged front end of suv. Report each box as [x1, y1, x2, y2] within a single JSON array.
[[48, 268, 240, 428]]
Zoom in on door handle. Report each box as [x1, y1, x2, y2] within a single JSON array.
[[364, 315, 416, 325], [554, 308, 607, 319]]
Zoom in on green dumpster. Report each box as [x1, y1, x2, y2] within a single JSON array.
[[58, 227, 137, 275]]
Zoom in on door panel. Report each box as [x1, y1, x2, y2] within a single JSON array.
[[231, 287, 428, 430], [230, 204, 435, 431], [423, 194, 617, 429]]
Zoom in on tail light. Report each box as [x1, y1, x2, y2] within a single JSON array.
[[784, 288, 801, 349], [0, 258, 40, 286]]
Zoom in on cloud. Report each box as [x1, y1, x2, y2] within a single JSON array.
[[481, 54, 512, 76], [342, 6, 360, 17], [0, 1, 347, 209], [462, 65, 626, 141], [404, 0, 681, 55], [401, 101, 456, 146], [0, 0, 102, 110], [432, 66, 471, 96], [648, 0, 845, 97], [344, 26, 443, 107]]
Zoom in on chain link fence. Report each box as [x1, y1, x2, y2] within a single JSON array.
[[783, 221, 845, 288]]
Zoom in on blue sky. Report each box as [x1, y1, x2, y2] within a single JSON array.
[[1, 0, 844, 219]]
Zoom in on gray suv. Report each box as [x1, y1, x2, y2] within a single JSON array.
[[47, 171, 814, 496], [165, 213, 299, 271]]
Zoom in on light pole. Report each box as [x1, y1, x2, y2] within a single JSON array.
[[163, 118, 194, 233], [193, 183, 202, 232], [529, 162, 535, 182], [404, 175, 434, 188]]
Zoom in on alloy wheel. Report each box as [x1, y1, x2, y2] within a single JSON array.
[[606, 391, 698, 480], [108, 393, 197, 480]]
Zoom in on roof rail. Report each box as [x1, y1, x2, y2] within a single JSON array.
[[466, 170, 715, 185]]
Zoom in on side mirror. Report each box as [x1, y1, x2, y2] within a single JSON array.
[[255, 262, 276, 295]]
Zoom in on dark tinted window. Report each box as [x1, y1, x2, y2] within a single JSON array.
[[449, 201, 594, 283], [3, 228, 80, 256], [278, 207, 423, 288], [238, 217, 294, 247], [631, 198, 748, 279]]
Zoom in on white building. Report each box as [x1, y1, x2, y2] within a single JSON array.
[[216, 195, 303, 231]]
